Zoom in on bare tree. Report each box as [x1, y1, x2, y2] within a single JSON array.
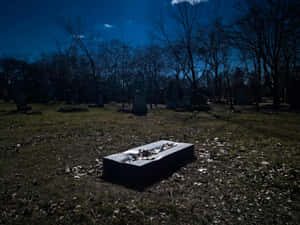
[[157, 1, 206, 106], [62, 18, 103, 106], [234, 0, 300, 109], [143, 44, 165, 108], [201, 18, 231, 102]]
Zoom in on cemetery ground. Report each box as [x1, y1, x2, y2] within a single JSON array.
[[0, 102, 299, 225]]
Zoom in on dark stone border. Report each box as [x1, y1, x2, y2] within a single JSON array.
[[103, 140, 195, 187]]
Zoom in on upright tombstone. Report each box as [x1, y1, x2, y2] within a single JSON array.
[[15, 93, 28, 112], [3, 88, 9, 102], [166, 99, 177, 110], [236, 86, 250, 105], [64, 89, 72, 104], [183, 95, 192, 110], [289, 76, 300, 110], [190, 89, 209, 111], [132, 90, 147, 116], [96, 80, 104, 107], [14, 80, 29, 112], [97, 93, 104, 107], [166, 79, 180, 109]]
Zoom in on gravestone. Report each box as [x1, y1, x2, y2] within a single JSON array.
[[3, 88, 9, 102], [183, 95, 192, 110], [64, 89, 72, 104], [15, 93, 28, 112], [97, 93, 104, 107], [191, 90, 207, 106], [236, 87, 250, 105], [166, 80, 180, 109], [132, 90, 147, 116], [103, 140, 194, 184], [14, 81, 30, 112], [289, 77, 300, 110]]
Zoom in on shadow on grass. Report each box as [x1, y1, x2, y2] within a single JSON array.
[[101, 157, 196, 192]]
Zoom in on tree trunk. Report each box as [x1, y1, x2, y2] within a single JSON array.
[[215, 66, 219, 102], [273, 71, 280, 110], [256, 56, 261, 112]]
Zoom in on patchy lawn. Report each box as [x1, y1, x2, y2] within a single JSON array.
[[0, 102, 299, 225]]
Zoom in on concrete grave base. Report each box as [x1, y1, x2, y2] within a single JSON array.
[[103, 140, 194, 184]]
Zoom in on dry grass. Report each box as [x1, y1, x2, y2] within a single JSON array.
[[0, 102, 299, 224]]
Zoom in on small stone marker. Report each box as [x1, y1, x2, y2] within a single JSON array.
[[166, 80, 180, 109], [132, 90, 147, 115], [97, 93, 104, 107], [103, 140, 194, 184], [236, 87, 250, 105], [183, 95, 192, 109]]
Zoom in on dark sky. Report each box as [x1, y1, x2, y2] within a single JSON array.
[[0, 0, 237, 59]]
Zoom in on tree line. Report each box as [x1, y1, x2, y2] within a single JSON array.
[[0, 0, 299, 111]]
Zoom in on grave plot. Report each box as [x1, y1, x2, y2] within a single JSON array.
[[103, 140, 194, 184]]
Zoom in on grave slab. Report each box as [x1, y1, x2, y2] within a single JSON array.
[[103, 140, 194, 184]]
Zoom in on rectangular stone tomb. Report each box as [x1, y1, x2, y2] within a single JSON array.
[[103, 140, 194, 183]]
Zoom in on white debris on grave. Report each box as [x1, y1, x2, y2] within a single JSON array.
[[198, 168, 207, 173], [193, 182, 202, 186], [123, 142, 177, 163]]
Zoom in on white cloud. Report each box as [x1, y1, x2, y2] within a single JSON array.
[[104, 24, 114, 28], [73, 34, 85, 39], [171, 0, 208, 5]]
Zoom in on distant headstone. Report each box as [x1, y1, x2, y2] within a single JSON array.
[[3, 88, 9, 102], [183, 96, 192, 109], [97, 93, 104, 107], [132, 90, 147, 116], [166, 100, 177, 110], [15, 93, 28, 112], [14, 81, 30, 112], [190, 90, 209, 111], [192, 89, 207, 106], [166, 80, 180, 109], [236, 87, 250, 105], [289, 77, 300, 110], [64, 89, 72, 104]]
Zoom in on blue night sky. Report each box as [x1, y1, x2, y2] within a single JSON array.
[[0, 0, 237, 59]]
